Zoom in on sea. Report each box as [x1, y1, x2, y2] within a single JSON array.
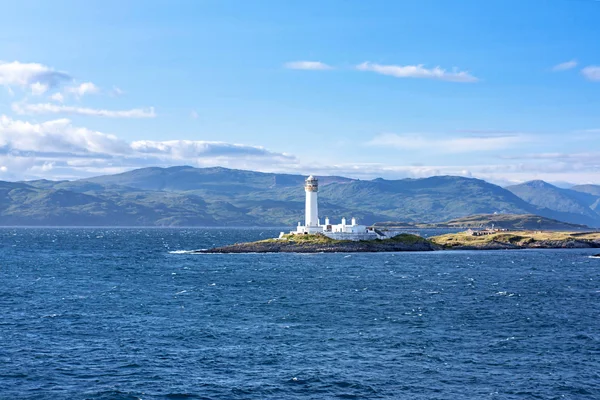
[[1, 227, 599, 400]]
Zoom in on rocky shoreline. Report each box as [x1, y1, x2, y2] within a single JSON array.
[[196, 233, 437, 253], [193, 231, 600, 254], [196, 240, 437, 253]]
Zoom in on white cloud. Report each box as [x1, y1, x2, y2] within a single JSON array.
[[367, 133, 526, 152], [356, 62, 478, 82], [0, 115, 297, 180], [581, 66, 600, 81], [552, 60, 578, 71], [269, 159, 600, 186], [0, 61, 71, 91], [66, 82, 100, 97], [30, 82, 49, 96], [131, 140, 294, 160], [284, 61, 334, 70], [190, 110, 199, 119], [0, 115, 130, 156], [50, 93, 64, 103], [12, 102, 156, 118], [1, 114, 599, 185]]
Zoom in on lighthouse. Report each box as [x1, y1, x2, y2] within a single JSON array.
[[304, 175, 319, 227], [282, 174, 386, 240]]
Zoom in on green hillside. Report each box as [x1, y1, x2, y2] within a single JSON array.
[[506, 180, 600, 226], [0, 166, 598, 227], [571, 184, 600, 197]]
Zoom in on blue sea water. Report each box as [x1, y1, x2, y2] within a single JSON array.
[[1, 228, 599, 400]]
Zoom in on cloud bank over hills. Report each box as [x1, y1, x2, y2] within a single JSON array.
[[0, 115, 297, 180], [0, 110, 599, 185], [1, 58, 600, 185]]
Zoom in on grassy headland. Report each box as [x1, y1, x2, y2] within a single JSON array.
[[429, 230, 600, 249]]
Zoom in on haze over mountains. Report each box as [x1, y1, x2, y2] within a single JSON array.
[[1, 166, 600, 227]]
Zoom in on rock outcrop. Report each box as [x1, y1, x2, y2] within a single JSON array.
[[196, 233, 438, 253]]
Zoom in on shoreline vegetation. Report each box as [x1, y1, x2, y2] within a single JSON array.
[[197, 231, 600, 253]]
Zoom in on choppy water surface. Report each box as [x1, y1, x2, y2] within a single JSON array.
[[1, 228, 599, 399]]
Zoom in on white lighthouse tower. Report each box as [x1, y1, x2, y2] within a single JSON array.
[[282, 174, 386, 240], [304, 175, 319, 228]]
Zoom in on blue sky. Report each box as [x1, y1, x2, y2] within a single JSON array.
[[1, 0, 600, 184]]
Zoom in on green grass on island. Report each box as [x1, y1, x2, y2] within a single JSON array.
[[429, 230, 600, 248], [260, 233, 430, 245], [271, 233, 342, 244], [383, 233, 431, 244], [261, 230, 600, 248]]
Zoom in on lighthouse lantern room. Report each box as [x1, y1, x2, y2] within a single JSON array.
[[295, 175, 322, 234]]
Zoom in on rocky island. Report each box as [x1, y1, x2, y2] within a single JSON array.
[[196, 230, 600, 254], [196, 233, 437, 253]]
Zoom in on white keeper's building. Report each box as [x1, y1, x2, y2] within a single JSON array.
[[281, 175, 389, 241]]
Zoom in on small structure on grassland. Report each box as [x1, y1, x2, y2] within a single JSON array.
[[279, 175, 393, 241], [466, 226, 510, 236]]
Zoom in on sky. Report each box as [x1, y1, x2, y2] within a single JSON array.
[[1, 0, 600, 185]]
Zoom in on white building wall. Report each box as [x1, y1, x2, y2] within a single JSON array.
[[305, 190, 318, 227]]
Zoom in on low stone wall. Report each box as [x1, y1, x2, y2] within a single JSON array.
[[322, 232, 381, 241]]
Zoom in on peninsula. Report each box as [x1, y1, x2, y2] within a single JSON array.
[[197, 230, 600, 254], [429, 230, 600, 250]]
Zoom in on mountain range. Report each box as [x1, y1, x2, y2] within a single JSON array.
[[1, 166, 600, 227]]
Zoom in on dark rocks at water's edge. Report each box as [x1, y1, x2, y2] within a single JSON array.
[[196, 234, 438, 253]]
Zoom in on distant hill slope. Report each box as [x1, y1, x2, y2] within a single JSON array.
[[315, 176, 542, 223], [428, 214, 591, 230], [506, 180, 600, 226], [84, 166, 353, 193], [0, 166, 598, 227], [571, 184, 600, 197]]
